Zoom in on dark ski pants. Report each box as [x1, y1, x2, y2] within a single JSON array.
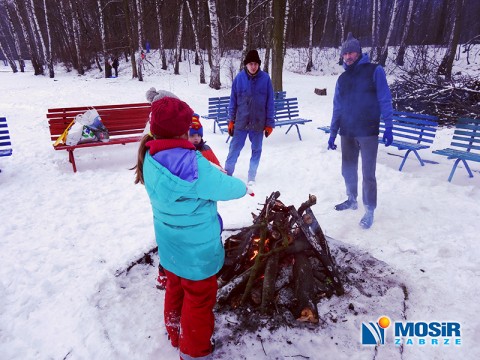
[[340, 135, 378, 210], [225, 129, 264, 182], [163, 269, 216, 360]]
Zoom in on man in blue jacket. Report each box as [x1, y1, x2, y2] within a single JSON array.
[[327, 33, 394, 229], [225, 49, 275, 185]]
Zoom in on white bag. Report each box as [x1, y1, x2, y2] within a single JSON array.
[[65, 109, 110, 145]]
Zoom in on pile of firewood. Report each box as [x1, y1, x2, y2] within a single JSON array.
[[216, 192, 344, 327]]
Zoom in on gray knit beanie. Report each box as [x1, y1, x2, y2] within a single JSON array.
[[341, 32, 361, 55], [145, 87, 179, 103]]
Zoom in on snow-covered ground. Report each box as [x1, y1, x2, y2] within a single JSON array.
[[0, 48, 479, 360]]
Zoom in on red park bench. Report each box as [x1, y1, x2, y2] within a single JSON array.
[[47, 102, 151, 172]]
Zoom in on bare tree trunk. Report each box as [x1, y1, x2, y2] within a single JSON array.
[[136, 0, 145, 52], [2, 0, 25, 72], [12, 0, 43, 75], [124, 0, 138, 79], [207, 0, 221, 89], [0, 25, 18, 73], [306, 0, 315, 72], [186, 0, 205, 83], [42, 0, 54, 77], [263, 0, 273, 73], [174, 2, 184, 75], [370, 0, 381, 62], [336, 0, 345, 49], [68, 0, 83, 75], [28, 0, 48, 68], [320, 0, 331, 46], [154, 0, 167, 70], [240, 0, 252, 71], [282, 0, 289, 57], [438, 0, 464, 80], [378, 0, 400, 66], [272, 0, 286, 91], [395, 0, 414, 66], [97, 0, 108, 77]]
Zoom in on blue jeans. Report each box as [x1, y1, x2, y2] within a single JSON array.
[[225, 129, 264, 182], [340, 135, 378, 209]]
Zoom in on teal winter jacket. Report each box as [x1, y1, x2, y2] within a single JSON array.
[[143, 140, 247, 281]]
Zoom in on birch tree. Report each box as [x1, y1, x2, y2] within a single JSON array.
[[2, 0, 24, 72], [282, 0, 289, 56], [68, 0, 83, 74], [240, 0, 252, 71], [320, 0, 332, 46], [124, 0, 138, 79], [0, 24, 17, 72], [27, 0, 48, 68], [96, 0, 108, 77], [336, 0, 345, 51], [42, 0, 54, 77], [186, 0, 205, 83], [12, 0, 43, 75], [174, 2, 184, 75], [370, 0, 381, 62], [135, 0, 144, 52], [378, 0, 400, 66], [395, 0, 414, 66], [306, 0, 315, 72], [207, 0, 221, 89], [154, 0, 167, 70], [438, 0, 465, 80]]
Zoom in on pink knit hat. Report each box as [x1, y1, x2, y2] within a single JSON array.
[[150, 97, 193, 138]]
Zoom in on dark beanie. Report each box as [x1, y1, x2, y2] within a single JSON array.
[[341, 32, 362, 55], [189, 114, 203, 137], [244, 50, 261, 66], [150, 97, 193, 138]]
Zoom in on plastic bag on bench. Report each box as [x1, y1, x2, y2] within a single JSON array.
[[66, 109, 110, 145]]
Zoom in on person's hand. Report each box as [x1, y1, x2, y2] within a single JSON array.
[[383, 127, 393, 147], [327, 136, 337, 150], [228, 121, 235, 137], [264, 126, 273, 138]]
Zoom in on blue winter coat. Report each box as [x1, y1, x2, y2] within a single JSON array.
[[229, 69, 275, 132], [143, 146, 247, 281], [330, 53, 393, 137]]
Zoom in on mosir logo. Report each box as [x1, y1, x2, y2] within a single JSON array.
[[361, 316, 462, 346]]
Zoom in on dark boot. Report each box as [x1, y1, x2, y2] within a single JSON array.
[[334, 199, 358, 211], [359, 209, 374, 229]]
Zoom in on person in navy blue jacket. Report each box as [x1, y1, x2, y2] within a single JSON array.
[[327, 33, 394, 229], [225, 49, 275, 185], [134, 96, 250, 359]]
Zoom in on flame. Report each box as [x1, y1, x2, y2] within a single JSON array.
[[250, 250, 258, 261]]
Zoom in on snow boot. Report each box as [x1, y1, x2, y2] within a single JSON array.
[[334, 199, 358, 211], [359, 210, 374, 229]]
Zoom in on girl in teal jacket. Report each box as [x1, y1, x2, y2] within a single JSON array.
[[134, 96, 247, 360]]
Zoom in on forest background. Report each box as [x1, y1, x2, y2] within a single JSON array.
[[1, 0, 480, 91]]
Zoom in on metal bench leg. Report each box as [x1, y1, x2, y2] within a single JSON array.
[[462, 159, 473, 178], [448, 159, 461, 182], [68, 149, 77, 173], [284, 124, 293, 135], [225, 135, 230, 143]]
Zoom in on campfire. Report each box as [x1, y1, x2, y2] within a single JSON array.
[[216, 192, 345, 328]]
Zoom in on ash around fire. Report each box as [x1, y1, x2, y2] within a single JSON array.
[[214, 192, 407, 337]]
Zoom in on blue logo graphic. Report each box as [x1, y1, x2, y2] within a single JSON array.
[[362, 322, 386, 345]]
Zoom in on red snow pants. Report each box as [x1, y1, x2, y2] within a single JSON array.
[[163, 269, 217, 359]]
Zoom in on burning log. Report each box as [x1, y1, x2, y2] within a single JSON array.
[[217, 192, 345, 326]]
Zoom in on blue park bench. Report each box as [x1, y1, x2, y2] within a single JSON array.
[[318, 110, 439, 171], [0, 117, 12, 172], [273, 97, 313, 141], [204, 91, 297, 143], [433, 117, 480, 182]]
